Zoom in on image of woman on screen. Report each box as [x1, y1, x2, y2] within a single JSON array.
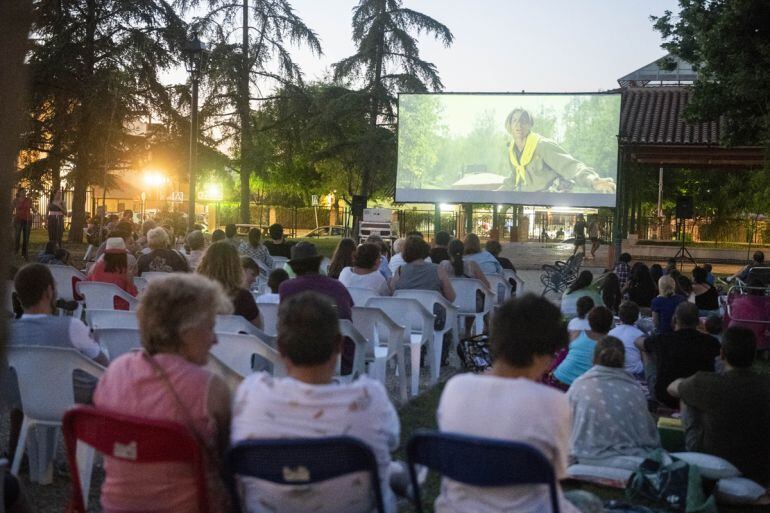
[[503, 108, 616, 193]]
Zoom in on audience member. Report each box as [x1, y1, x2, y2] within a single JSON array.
[[725, 277, 769, 349], [338, 243, 391, 296], [676, 274, 694, 301], [485, 239, 516, 271], [185, 230, 206, 271], [561, 270, 602, 319], [668, 326, 770, 484], [612, 252, 632, 289], [256, 268, 289, 304], [463, 233, 503, 274], [239, 227, 273, 275], [692, 266, 719, 315], [136, 227, 189, 275], [649, 264, 663, 292], [36, 241, 59, 264], [4, 264, 108, 460], [231, 292, 401, 513], [93, 274, 232, 513], [638, 302, 720, 409], [567, 296, 594, 340], [600, 272, 622, 314], [568, 336, 660, 466], [664, 258, 677, 275], [241, 257, 261, 291], [430, 231, 451, 264], [197, 241, 261, 328], [608, 301, 645, 378], [391, 236, 455, 302], [624, 263, 656, 308], [442, 239, 490, 288], [13, 187, 32, 260], [264, 223, 295, 258], [211, 229, 226, 243], [703, 263, 715, 285], [436, 294, 587, 513], [552, 306, 614, 388], [651, 275, 685, 334], [731, 250, 765, 282], [387, 237, 407, 275], [327, 238, 356, 280], [224, 223, 240, 249], [280, 241, 355, 372], [364, 235, 393, 280], [86, 237, 138, 298]]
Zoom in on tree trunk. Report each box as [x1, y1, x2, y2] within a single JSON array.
[[238, 0, 252, 224]]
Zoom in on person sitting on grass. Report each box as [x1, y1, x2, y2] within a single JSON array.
[[560, 270, 602, 319], [612, 252, 632, 289], [436, 294, 599, 513], [607, 301, 646, 379], [93, 274, 232, 513], [668, 326, 770, 485], [256, 268, 289, 304], [692, 266, 720, 316], [231, 292, 401, 513], [568, 336, 660, 467], [567, 296, 594, 341], [338, 242, 391, 296], [651, 275, 685, 335], [551, 306, 614, 389]]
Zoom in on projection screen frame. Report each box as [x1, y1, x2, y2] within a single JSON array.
[[394, 91, 622, 208]]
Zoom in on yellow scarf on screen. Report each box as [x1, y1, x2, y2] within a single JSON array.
[[508, 133, 540, 188]]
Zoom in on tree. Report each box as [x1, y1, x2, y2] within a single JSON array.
[[195, 0, 321, 223], [333, 0, 453, 200], [652, 1, 770, 149]]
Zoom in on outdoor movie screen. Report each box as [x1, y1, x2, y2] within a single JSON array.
[[395, 93, 621, 207]]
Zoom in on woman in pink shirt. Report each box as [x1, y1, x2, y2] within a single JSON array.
[[93, 273, 233, 513], [86, 238, 138, 303]]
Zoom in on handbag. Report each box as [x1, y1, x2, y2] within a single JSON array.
[[142, 351, 231, 513], [626, 449, 717, 513], [456, 334, 491, 372]]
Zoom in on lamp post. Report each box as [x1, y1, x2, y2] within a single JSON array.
[[183, 32, 206, 233]]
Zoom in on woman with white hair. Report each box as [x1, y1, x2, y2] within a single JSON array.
[[93, 274, 233, 512], [387, 237, 407, 275], [136, 226, 190, 275], [185, 230, 206, 271]]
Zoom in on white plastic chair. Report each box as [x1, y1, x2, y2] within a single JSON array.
[[205, 354, 244, 394], [351, 306, 408, 402], [338, 320, 369, 383], [140, 271, 172, 281], [503, 269, 525, 296], [365, 296, 435, 397], [210, 332, 285, 378], [5, 280, 15, 316], [93, 328, 141, 360], [347, 286, 379, 306], [46, 265, 87, 302], [132, 276, 149, 294], [258, 303, 279, 337], [393, 289, 461, 369], [8, 346, 105, 487], [485, 273, 512, 306], [270, 256, 289, 271], [449, 277, 495, 336], [215, 314, 276, 346], [77, 282, 138, 311], [85, 309, 139, 330]]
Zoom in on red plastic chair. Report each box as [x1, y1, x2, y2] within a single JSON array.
[[62, 405, 209, 513]]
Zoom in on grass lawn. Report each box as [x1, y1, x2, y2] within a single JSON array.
[[397, 362, 770, 513]]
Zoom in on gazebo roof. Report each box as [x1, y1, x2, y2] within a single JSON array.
[[617, 54, 698, 87]]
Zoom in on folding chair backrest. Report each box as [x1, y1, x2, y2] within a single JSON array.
[[449, 278, 492, 313], [407, 431, 560, 513], [484, 274, 510, 306], [132, 276, 149, 293], [503, 269, 525, 296], [77, 282, 137, 311], [7, 346, 105, 421], [747, 267, 770, 287], [338, 319, 368, 378], [347, 287, 378, 306], [351, 306, 406, 355], [62, 405, 207, 513], [258, 303, 279, 337], [392, 289, 458, 333], [227, 437, 385, 513], [210, 332, 284, 377], [215, 315, 276, 346], [365, 296, 433, 334], [47, 264, 86, 302], [86, 309, 138, 330], [93, 328, 142, 360]]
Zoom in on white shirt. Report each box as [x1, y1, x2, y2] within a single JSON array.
[[254, 292, 279, 304], [608, 324, 645, 375], [388, 253, 406, 275], [436, 374, 578, 513], [20, 314, 102, 359], [338, 267, 390, 296], [567, 317, 591, 332], [185, 249, 205, 271], [231, 373, 400, 513]]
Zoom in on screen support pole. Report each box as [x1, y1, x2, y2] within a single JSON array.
[[611, 144, 624, 267]]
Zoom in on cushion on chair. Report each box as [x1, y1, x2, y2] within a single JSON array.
[[567, 464, 633, 488], [715, 477, 766, 504], [671, 452, 741, 479]]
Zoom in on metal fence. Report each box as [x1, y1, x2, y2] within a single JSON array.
[[635, 217, 770, 245]]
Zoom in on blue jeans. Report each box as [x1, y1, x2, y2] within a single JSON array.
[[13, 219, 30, 257]]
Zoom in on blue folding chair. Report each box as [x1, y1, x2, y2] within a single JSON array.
[[407, 431, 560, 513], [226, 436, 386, 513]]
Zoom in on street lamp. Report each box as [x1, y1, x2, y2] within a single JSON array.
[[183, 32, 207, 232]]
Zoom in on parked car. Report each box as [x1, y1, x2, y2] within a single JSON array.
[[305, 225, 347, 238]]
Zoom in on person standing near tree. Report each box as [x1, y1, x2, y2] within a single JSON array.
[[46, 189, 67, 247], [12, 187, 32, 260]]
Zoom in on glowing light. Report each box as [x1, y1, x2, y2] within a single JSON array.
[[202, 182, 223, 201], [439, 203, 455, 212], [143, 170, 167, 187]]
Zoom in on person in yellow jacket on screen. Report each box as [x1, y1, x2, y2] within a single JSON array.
[[503, 108, 616, 193]]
